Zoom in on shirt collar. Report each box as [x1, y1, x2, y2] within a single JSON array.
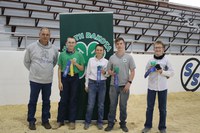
[[95, 56, 103, 61]]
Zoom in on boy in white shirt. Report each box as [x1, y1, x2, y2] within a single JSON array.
[[142, 41, 174, 133]]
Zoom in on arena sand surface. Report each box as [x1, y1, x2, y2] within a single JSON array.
[[0, 92, 200, 133]]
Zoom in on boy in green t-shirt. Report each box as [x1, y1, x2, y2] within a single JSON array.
[[55, 36, 85, 130]]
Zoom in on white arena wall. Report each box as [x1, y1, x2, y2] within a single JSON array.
[[0, 50, 199, 105]]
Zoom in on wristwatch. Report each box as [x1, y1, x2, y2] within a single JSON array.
[[128, 81, 132, 84]]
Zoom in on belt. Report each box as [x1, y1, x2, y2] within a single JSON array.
[[89, 79, 106, 83]]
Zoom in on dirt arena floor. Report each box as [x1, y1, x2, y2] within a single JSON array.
[[0, 92, 200, 133]]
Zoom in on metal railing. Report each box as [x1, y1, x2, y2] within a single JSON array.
[[0, 31, 60, 49], [0, 31, 28, 49], [0, 31, 199, 55]]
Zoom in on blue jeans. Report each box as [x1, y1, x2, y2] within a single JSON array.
[[27, 81, 52, 124], [144, 89, 167, 130], [57, 73, 79, 123], [85, 79, 106, 125], [107, 85, 129, 126]]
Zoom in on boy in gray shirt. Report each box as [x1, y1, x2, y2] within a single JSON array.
[[105, 37, 136, 132], [24, 27, 58, 130]]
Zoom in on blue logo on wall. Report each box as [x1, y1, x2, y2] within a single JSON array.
[[180, 58, 200, 92]]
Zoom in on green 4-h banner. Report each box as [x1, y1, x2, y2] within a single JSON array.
[[60, 12, 113, 120]]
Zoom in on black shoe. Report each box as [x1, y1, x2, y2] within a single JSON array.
[[42, 122, 52, 129], [120, 125, 129, 132], [97, 123, 103, 130], [160, 129, 167, 133], [104, 124, 113, 132], [84, 123, 89, 130], [29, 123, 36, 130]]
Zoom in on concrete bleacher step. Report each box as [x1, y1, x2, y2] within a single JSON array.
[[0, 40, 12, 48], [0, 23, 12, 49]]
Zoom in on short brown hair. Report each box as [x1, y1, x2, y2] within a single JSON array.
[[95, 44, 105, 50], [67, 36, 76, 42], [115, 37, 125, 44], [154, 40, 165, 49]]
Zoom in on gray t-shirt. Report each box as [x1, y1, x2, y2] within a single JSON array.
[[107, 53, 136, 86]]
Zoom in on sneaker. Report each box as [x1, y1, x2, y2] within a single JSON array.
[[120, 125, 129, 132], [142, 127, 151, 133], [52, 122, 64, 129], [42, 122, 51, 129], [29, 122, 36, 130], [160, 129, 167, 133], [84, 123, 89, 130], [97, 124, 103, 130], [69, 122, 75, 130], [104, 124, 113, 132]]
